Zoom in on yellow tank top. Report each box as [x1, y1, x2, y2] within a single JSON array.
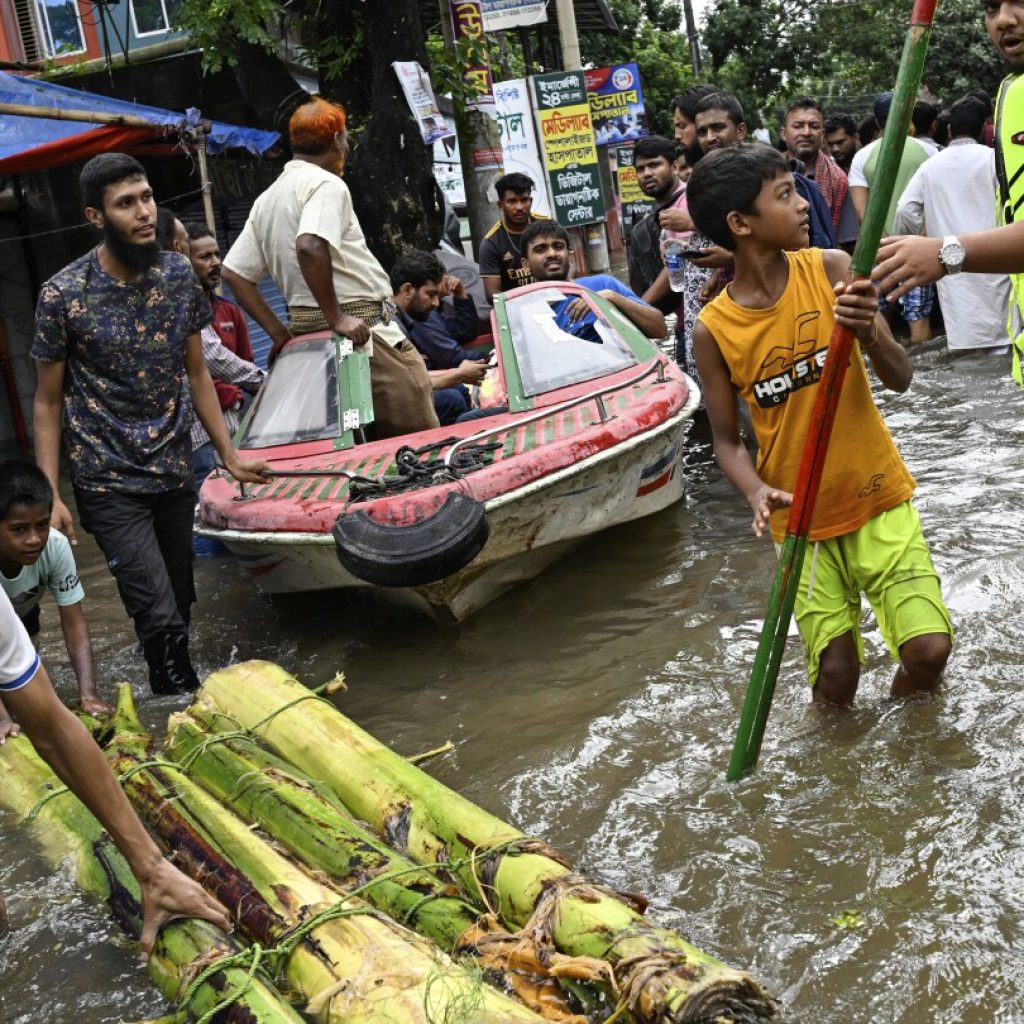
[[699, 247, 915, 543]]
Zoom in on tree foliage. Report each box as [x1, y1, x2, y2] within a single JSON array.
[[173, 0, 440, 266], [701, 0, 1008, 128], [578, 0, 694, 136]]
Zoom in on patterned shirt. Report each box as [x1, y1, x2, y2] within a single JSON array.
[[32, 249, 210, 493]]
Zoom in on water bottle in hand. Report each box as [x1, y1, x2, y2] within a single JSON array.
[[662, 229, 687, 293]]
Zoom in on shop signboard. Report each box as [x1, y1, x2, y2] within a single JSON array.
[[584, 63, 649, 146], [531, 70, 605, 228], [614, 145, 656, 236], [493, 77, 551, 216], [480, 0, 547, 30]]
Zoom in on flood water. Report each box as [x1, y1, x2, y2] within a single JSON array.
[[2, 339, 1023, 1022]]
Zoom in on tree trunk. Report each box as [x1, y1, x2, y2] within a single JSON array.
[[230, 38, 310, 137], [327, 0, 443, 269]]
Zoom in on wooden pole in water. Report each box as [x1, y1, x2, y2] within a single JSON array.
[[726, 0, 941, 782]]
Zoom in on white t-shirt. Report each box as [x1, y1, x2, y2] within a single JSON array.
[[894, 139, 1011, 350], [0, 589, 40, 692], [223, 160, 392, 310], [0, 528, 84, 621]]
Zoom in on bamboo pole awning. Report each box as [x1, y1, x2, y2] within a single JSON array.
[[0, 70, 279, 175], [0, 100, 211, 131]]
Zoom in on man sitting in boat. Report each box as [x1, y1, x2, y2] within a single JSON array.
[[222, 97, 438, 439], [390, 250, 490, 425], [520, 221, 667, 341]]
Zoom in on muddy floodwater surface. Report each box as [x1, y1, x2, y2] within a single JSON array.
[[2, 342, 1023, 1022]]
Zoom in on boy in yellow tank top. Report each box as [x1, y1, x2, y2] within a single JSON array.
[[687, 143, 952, 706]]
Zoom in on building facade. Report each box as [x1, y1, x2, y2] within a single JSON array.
[[0, 0, 188, 67]]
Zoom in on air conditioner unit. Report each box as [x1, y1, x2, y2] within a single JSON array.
[[12, 0, 46, 63]]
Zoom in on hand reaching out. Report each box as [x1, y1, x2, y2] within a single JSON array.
[[748, 484, 793, 538]]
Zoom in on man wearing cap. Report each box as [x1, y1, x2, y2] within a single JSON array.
[[848, 92, 934, 344], [222, 97, 438, 437]]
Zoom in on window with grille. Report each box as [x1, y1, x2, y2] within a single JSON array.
[[13, 0, 88, 60], [32, 0, 87, 57]]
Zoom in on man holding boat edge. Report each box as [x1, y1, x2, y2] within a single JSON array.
[[32, 154, 269, 698]]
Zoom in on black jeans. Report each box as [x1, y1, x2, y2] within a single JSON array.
[[74, 483, 196, 643], [76, 483, 199, 694]]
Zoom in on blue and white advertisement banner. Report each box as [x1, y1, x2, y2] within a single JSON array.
[[584, 63, 650, 146]]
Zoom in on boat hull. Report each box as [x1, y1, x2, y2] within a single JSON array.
[[199, 411, 691, 622]]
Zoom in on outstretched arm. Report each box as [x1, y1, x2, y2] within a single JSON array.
[[184, 333, 269, 485], [57, 602, 110, 716], [221, 267, 292, 363], [873, 221, 1024, 301], [3, 656, 230, 958], [823, 249, 911, 393], [599, 289, 667, 339], [693, 322, 792, 537]]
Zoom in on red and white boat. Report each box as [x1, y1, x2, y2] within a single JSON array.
[[197, 282, 700, 622]]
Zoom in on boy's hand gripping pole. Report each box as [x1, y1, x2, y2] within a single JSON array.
[[726, 0, 941, 782]]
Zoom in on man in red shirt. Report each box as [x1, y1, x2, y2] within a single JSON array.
[[183, 222, 264, 487]]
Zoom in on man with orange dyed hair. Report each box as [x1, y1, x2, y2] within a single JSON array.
[[223, 97, 437, 436]]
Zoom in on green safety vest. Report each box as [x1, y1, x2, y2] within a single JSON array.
[[994, 72, 1024, 383]]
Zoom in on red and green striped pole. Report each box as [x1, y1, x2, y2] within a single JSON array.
[[726, 0, 941, 782]]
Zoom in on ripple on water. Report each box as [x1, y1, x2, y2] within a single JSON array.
[[6, 343, 1024, 1019]]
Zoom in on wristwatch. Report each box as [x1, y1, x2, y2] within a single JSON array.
[[939, 234, 966, 275]]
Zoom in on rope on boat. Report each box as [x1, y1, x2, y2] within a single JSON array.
[[347, 436, 502, 503]]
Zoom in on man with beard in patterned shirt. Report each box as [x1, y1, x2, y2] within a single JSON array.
[[32, 154, 269, 696]]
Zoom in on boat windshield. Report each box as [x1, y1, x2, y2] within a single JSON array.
[[504, 287, 638, 397], [238, 339, 339, 448]]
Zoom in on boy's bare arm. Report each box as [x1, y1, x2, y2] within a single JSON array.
[[4, 662, 231, 957], [693, 323, 792, 537], [824, 249, 912, 393], [58, 602, 110, 715]]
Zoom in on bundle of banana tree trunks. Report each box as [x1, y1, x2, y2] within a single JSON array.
[[0, 660, 782, 1024]]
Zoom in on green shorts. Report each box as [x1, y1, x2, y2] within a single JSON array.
[[784, 501, 952, 687]]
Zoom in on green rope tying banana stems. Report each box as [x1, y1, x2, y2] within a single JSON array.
[[174, 703, 545, 915], [25, 783, 72, 821], [176, 902, 379, 1021]]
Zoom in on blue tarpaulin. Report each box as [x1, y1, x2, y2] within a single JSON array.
[[0, 71, 279, 173]]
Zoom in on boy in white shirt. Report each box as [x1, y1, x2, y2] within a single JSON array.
[[0, 461, 110, 739]]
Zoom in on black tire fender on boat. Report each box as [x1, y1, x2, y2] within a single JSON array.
[[332, 493, 489, 588]]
